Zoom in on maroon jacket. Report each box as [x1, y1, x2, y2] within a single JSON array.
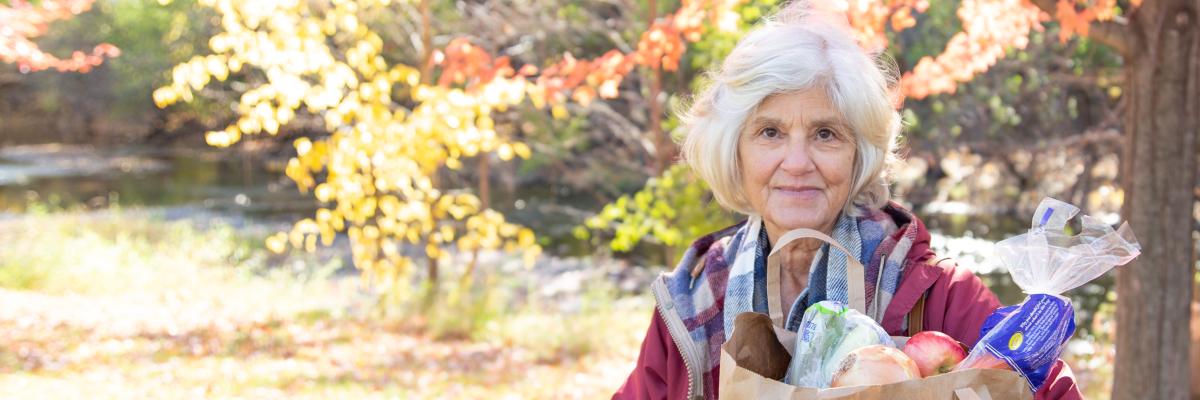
[[614, 213, 1082, 400]]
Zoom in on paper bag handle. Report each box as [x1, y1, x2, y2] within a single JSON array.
[[954, 387, 991, 400], [765, 228, 867, 329]]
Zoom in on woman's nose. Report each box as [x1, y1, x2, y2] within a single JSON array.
[[778, 138, 816, 175]]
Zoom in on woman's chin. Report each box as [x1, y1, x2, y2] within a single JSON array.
[[766, 197, 838, 226], [767, 213, 828, 232]]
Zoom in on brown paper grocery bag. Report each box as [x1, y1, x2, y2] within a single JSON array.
[[718, 227, 1032, 400], [718, 313, 1031, 400]]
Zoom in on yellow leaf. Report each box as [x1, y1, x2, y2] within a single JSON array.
[[237, 117, 261, 134], [295, 137, 313, 156], [264, 118, 280, 135], [205, 130, 229, 147], [499, 223, 519, 237], [477, 116, 494, 130], [512, 142, 532, 159], [363, 225, 380, 240], [320, 226, 335, 246], [497, 143, 514, 161], [315, 183, 334, 202], [523, 246, 541, 269], [152, 87, 177, 108], [551, 104, 569, 120], [305, 234, 317, 253], [265, 233, 288, 253], [517, 228, 535, 247]]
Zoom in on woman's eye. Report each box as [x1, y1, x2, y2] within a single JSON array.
[[816, 128, 837, 141], [759, 127, 781, 139]]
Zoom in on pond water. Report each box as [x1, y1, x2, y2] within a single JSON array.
[[0, 145, 313, 222], [0, 144, 1115, 333]]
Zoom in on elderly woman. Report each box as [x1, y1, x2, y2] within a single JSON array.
[[613, 3, 1081, 400]]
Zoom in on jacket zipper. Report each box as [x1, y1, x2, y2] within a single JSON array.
[[651, 278, 704, 399], [872, 252, 887, 320]]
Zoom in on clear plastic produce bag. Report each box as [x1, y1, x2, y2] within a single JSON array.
[[783, 301, 892, 388], [956, 197, 1141, 391]]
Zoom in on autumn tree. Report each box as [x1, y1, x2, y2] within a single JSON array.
[[0, 0, 119, 73], [153, 0, 744, 309]]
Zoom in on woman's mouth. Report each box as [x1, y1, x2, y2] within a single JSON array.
[[774, 185, 823, 199]]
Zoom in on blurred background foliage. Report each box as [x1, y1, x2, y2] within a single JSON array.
[[0, 0, 1181, 398]]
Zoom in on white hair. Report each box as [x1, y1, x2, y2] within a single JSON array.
[[679, 0, 902, 217]]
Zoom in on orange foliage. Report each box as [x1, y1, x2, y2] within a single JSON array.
[[827, 0, 931, 52], [899, 0, 1046, 99], [0, 0, 119, 73], [430, 0, 742, 109], [1056, 0, 1119, 41], [435, 38, 518, 88], [826, 0, 1125, 100], [430, 0, 1113, 105]]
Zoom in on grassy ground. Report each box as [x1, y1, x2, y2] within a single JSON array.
[[0, 210, 651, 399]]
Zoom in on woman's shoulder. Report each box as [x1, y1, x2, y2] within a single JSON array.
[[653, 220, 749, 327], [901, 255, 1002, 346], [663, 219, 748, 280]]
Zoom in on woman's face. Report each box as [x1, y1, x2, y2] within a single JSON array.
[[738, 87, 857, 243]]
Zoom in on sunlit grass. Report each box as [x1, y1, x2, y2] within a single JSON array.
[[0, 207, 651, 398], [0, 207, 337, 296]]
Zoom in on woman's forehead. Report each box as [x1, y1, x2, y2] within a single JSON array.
[[751, 89, 848, 126]]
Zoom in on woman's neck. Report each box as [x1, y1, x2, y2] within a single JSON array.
[[779, 241, 816, 313], [761, 213, 845, 316]]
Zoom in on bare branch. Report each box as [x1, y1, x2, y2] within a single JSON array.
[[960, 127, 1123, 156], [1087, 20, 1131, 56], [1046, 71, 1126, 86]]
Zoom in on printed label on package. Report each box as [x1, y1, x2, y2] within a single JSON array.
[[978, 294, 1076, 391]]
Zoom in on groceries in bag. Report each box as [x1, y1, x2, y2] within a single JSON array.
[[781, 300, 972, 389], [722, 310, 1027, 399], [903, 331, 969, 377], [783, 301, 893, 387], [830, 344, 921, 387]]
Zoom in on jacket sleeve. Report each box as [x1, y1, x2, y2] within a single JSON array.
[[932, 261, 1083, 400], [1034, 360, 1083, 400], [926, 260, 1002, 347], [613, 312, 672, 400]]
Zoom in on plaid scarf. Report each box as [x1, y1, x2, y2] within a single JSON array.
[[723, 207, 904, 341]]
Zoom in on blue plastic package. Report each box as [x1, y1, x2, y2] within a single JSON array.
[[956, 198, 1140, 392], [972, 294, 1075, 389]]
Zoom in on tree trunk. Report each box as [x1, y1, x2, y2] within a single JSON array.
[[418, 0, 439, 310], [1191, 280, 1200, 399], [464, 155, 490, 287], [646, 0, 673, 175], [1112, 0, 1199, 398], [419, 0, 433, 82]]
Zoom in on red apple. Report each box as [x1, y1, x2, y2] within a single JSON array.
[[902, 331, 969, 377], [830, 345, 921, 388]]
